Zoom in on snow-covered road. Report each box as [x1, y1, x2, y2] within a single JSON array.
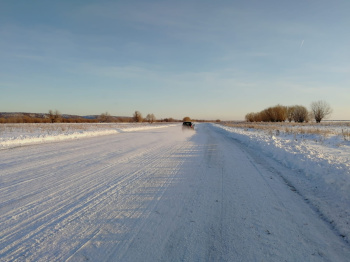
[[1, 124, 349, 261]]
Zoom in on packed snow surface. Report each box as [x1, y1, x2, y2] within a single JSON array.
[[0, 123, 349, 261]]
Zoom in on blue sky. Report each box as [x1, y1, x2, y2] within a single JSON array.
[[1, 0, 349, 120]]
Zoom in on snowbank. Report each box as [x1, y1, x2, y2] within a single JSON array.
[[212, 123, 350, 241], [0, 123, 176, 149], [213, 124, 350, 195]]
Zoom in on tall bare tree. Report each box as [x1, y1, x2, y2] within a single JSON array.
[[310, 100, 332, 123], [287, 106, 295, 122], [145, 113, 156, 123], [133, 111, 143, 122], [98, 112, 112, 122], [48, 110, 61, 123], [293, 105, 309, 123], [245, 112, 255, 122], [274, 105, 287, 122]]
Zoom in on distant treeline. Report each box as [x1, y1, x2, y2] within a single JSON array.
[[245, 105, 309, 123], [0, 112, 132, 124], [245, 101, 332, 123], [1, 111, 222, 124]]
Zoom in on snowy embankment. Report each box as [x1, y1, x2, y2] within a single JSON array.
[[213, 123, 350, 241], [0, 123, 176, 149]]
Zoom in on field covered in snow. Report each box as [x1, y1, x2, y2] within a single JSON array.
[[1, 122, 349, 261], [0, 123, 175, 149]]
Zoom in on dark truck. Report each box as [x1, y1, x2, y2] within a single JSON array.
[[182, 121, 195, 130]]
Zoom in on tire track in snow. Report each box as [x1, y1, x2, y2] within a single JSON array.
[[0, 130, 170, 209], [70, 143, 191, 261], [47, 142, 189, 261], [0, 128, 194, 261], [0, 134, 146, 193], [1, 151, 162, 257]]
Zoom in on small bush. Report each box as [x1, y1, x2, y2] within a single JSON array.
[[342, 129, 350, 141]]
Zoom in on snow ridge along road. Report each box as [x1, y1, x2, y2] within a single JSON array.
[[1, 124, 349, 261]]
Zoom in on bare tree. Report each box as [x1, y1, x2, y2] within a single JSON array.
[[245, 112, 262, 122], [286, 106, 295, 122], [145, 113, 156, 123], [183, 116, 191, 122], [274, 105, 287, 122], [133, 111, 143, 122], [48, 110, 61, 123], [292, 105, 309, 123], [98, 112, 112, 122], [264, 105, 287, 122], [310, 100, 332, 123], [245, 112, 255, 122]]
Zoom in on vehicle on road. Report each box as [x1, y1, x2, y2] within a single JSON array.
[[182, 121, 194, 130]]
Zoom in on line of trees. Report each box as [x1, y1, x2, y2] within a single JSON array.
[[245, 101, 332, 123], [132, 111, 162, 123], [1, 110, 221, 124], [0, 111, 132, 124], [0, 115, 100, 124]]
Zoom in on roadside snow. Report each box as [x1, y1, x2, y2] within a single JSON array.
[[213, 123, 350, 242], [0, 123, 175, 149]]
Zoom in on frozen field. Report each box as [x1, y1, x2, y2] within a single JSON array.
[[1, 123, 349, 261], [0, 123, 175, 149]]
